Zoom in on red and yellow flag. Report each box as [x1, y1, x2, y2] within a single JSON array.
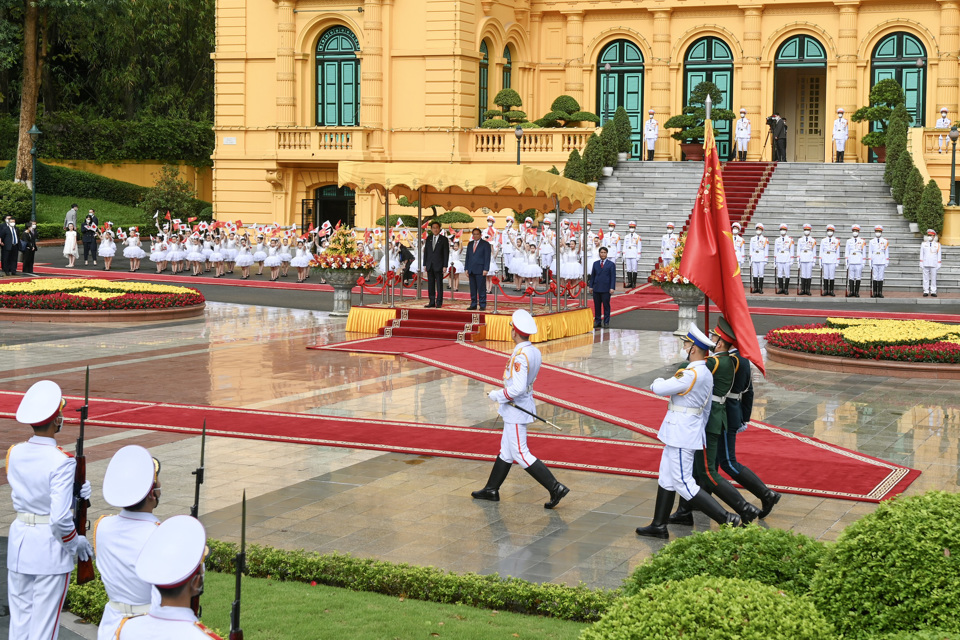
[[679, 120, 764, 374]]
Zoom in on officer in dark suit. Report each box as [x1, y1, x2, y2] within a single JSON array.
[[464, 228, 491, 310], [589, 247, 616, 328], [422, 221, 450, 307], [0, 214, 20, 275]]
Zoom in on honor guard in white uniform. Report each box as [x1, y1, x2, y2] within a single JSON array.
[[921, 229, 942, 296], [7, 380, 93, 640], [500, 218, 517, 282], [819, 224, 840, 296], [797, 223, 817, 296], [735, 109, 751, 161], [116, 516, 221, 639], [635, 325, 741, 539], [94, 446, 162, 640], [844, 224, 866, 297], [937, 108, 952, 153], [604, 221, 621, 262], [832, 108, 849, 162], [869, 225, 889, 298], [644, 109, 658, 161], [660, 222, 678, 264], [774, 224, 795, 295], [472, 310, 570, 509], [585, 219, 595, 247], [538, 219, 556, 282], [622, 222, 642, 288], [749, 223, 769, 294], [731, 222, 745, 267]]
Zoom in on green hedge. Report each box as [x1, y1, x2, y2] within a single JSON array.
[[872, 633, 960, 640], [0, 180, 33, 221], [205, 541, 617, 622]]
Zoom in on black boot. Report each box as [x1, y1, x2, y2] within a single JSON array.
[[782, 277, 790, 295], [776, 277, 782, 294], [667, 497, 694, 525], [804, 278, 812, 295], [730, 466, 782, 519], [758, 277, 764, 294], [854, 280, 860, 297], [871, 281, 877, 298], [471, 456, 512, 501], [711, 479, 762, 525], [750, 277, 756, 294], [687, 490, 741, 527], [647, 150, 655, 161], [524, 460, 569, 509], [877, 281, 884, 298], [636, 486, 676, 539], [828, 280, 835, 296]]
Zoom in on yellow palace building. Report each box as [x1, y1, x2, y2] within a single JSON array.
[[212, 0, 960, 228]]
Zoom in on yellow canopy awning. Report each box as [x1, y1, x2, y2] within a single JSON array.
[[338, 162, 596, 213]]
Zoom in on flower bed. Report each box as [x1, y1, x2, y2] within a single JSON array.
[[0, 278, 204, 311], [766, 318, 960, 364]]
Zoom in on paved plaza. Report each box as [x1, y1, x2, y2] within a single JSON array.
[[0, 301, 957, 601]]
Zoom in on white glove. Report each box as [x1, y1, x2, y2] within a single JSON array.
[[79, 480, 92, 500], [488, 390, 500, 402], [67, 535, 93, 561], [737, 422, 749, 434]]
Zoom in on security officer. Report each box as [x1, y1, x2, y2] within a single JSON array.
[[819, 224, 840, 296], [844, 224, 866, 297], [735, 109, 751, 161], [869, 225, 889, 298], [937, 108, 951, 153], [832, 108, 849, 162], [116, 516, 221, 639], [797, 223, 817, 296], [660, 222, 678, 264], [472, 309, 570, 509], [921, 228, 942, 296], [716, 318, 781, 519], [668, 320, 761, 527], [636, 324, 741, 539], [644, 109, 658, 161], [749, 223, 768, 294], [622, 221, 642, 288], [94, 446, 162, 640], [605, 221, 621, 261], [774, 223, 794, 295], [732, 222, 745, 268], [7, 380, 93, 640]]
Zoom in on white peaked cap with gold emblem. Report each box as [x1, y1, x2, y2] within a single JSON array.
[[16, 380, 64, 426], [510, 309, 538, 336], [136, 515, 207, 588], [682, 323, 716, 351], [103, 445, 157, 508]]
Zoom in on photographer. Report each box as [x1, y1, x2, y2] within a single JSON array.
[[766, 112, 788, 162]]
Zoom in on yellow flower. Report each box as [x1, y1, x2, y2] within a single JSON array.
[[0, 278, 198, 297]]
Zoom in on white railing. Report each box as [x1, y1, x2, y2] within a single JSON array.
[[922, 127, 956, 156], [471, 128, 593, 159], [276, 127, 364, 153]]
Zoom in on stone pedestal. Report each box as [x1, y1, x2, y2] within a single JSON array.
[[316, 269, 371, 317], [659, 283, 704, 335]]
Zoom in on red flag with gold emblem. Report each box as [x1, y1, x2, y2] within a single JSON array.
[[679, 119, 764, 374]]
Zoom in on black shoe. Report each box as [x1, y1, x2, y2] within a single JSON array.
[[667, 498, 694, 525], [472, 457, 511, 502], [924, 292, 929, 297], [688, 490, 741, 527], [425, 303, 436, 308], [524, 460, 569, 509], [782, 278, 790, 294], [467, 305, 477, 310], [711, 479, 761, 525], [878, 282, 884, 298], [470, 488, 500, 502], [479, 306, 486, 311], [594, 322, 601, 329], [932, 293, 938, 297], [758, 278, 764, 294], [759, 490, 781, 519], [636, 486, 676, 538]]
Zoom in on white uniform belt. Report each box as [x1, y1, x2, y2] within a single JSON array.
[[108, 601, 151, 615], [16, 512, 50, 525], [726, 391, 743, 401], [667, 402, 703, 416], [711, 395, 727, 405]]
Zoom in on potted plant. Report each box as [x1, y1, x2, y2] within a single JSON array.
[[310, 225, 376, 317], [581, 133, 604, 187], [613, 106, 633, 162], [851, 78, 905, 163], [891, 150, 913, 213], [917, 179, 945, 237], [600, 122, 619, 176], [664, 81, 735, 161], [903, 166, 924, 233], [647, 233, 703, 335], [563, 149, 586, 183], [883, 103, 911, 185], [534, 95, 601, 128]]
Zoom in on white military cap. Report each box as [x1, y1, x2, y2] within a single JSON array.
[[103, 445, 158, 508], [667, 222, 675, 228], [510, 309, 538, 336], [874, 225, 884, 232], [942, 107, 949, 113], [927, 228, 937, 235], [628, 221, 636, 226], [837, 108, 844, 113], [755, 223, 765, 230], [16, 380, 65, 426], [648, 109, 655, 115], [608, 220, 616, 226], [136, 515, 207, 588], [732, 222, 741, 228], [779, 223, 788, 230], [486, 215, 496, 222], [682, 323, 715, 351]]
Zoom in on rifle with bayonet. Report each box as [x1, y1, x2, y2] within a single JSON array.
[[74, 366, 95, 585], [229, 491, 246, 640], [189, 419, 206, 518]]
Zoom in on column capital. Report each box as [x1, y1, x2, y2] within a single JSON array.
[[833, 0, 860, 10], [561, 10, 584, 19], [738, 4, 763, 15]]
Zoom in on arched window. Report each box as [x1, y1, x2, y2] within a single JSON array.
[[775, 35, 827, 67], [315, 26, 360, 126], [596, 39, 644, 157], [502, 46, 512, 90], [684, 36, 734, 159], [478, 41, 489, 125], [871, 32, 927, 126]]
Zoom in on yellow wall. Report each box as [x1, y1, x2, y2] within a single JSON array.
[[214, 0, 960, 227]]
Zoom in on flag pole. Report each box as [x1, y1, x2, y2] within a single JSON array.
[[704, 94, 712, 333]]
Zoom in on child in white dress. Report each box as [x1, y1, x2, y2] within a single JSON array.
[[150, 235, 168, 273], [521, 242, 541, 291], [290, 238, 314, 282], [510, 238, 526, 291], [208, 236, 225, 278], [63, 223, 79, 267], [167, 235, 183, 274], [235, 236, 255, 279], [98, 230, 117, 271], [447, 240, 463, 291], [252, 234, 267, 276], [202, 233, 214, 273], [186, 234, 206, 276], [122, 228, 146, 272], [224, 231, 238, 274], [264, 237, 283, 281], [278, 237, 293, 278]]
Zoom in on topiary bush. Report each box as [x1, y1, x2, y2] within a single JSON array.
[[535, 96, 600, 128], [665, 80, 736, 142], [599, 123, 619, 168], [884, 102, 911, 185], [613, 106, 632, 155], [582, 575, 836, 640], [891, 150, 914, 204], [1, 158, 148, 207], [917, 179, 945, 235], [551, 95, 581, 115], [563, 149, 585, 183], [903, 166, 925, 222], [581, 134, 603, 183], [624, 526, 827, 597], [0, 180, 34, 222], [852, 78, 905, 150], [810, 491, 960, 639]]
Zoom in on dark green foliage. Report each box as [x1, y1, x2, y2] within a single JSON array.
[[517, 121, 540, 129], [917, 179, 946, 235], [903, 167, 925, 222], [547, 165, 560, 175], [891, 150, 914, 204], [599, 122, 618, 167], [624, 526, 827, 597], [513, 208, 538, 225], [204, 541, 618, 623], [36, 223, 67, 239], [582, 576, 835, 640], [811, 491, 960, 638], [138, 164, 200, 219], [581, 134, 603, 182], [493, 89, 522, 109], [613, 107, 632, 154], [198, 206, 214, 222], [480, 118, 513, 129], [852, 79, 905, 148], [535, 98, 600, 128], [483, 109, 503, 120], [568, 111, 600, 124], [872, 633, 960, 640], [482, 89, 528, 127], [503, 110, 527, 123], [1, 159, 147, 206], [563, 149, 585, 183], [0, 180, 33, 221], [884, 103, 911, 184], [431, 211, 474, 224], [551, 95, 581, 115], [664, 81, 736, 141], [374, 214, 419, 227], [65, 568, 108, 625]]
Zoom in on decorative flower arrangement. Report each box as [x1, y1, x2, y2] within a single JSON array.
[[310, 226, 376, 271], [0, 278, 204, 311], [766, 318, 960, 364], [650, 233, 694, 286]]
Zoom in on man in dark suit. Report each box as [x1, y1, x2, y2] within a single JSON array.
[[464, 227, 491, 310], [422, 221, 450, 307], [768, 113, 788, 162], [0, 214, 20, 276], [589, 247, 616, 328]]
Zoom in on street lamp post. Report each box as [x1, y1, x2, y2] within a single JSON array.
[[515, 125, 523, 165], [28, 125, 41, 223], [949, 126, 959, 206]]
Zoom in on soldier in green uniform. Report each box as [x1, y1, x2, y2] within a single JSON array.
[[669, 316, 761, 525]]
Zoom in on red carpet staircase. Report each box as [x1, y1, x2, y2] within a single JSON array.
[[719, 161, 776, 227], [377, 308, 486, 342]]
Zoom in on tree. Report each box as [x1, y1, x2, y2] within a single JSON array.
[[138, 164, 198, 217], [664, 81, 736, 141], [891, 150, 913, 204], [851, 78, 905, 149], [902, 166, 925, 223], [547, 165, 560, 175], [482, 88, 528, 127], [883, 103, 911, 185], [0, 179, 32, 221], [581, 134, 603, 183], [600, 120, 619, 167], [918, 179, 945, 235], [535, 94, 600, 128], [613, 106, 633, 154], [562, 149, 585, 183]]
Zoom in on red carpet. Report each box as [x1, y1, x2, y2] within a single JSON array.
[[309, 338, 919, 501]]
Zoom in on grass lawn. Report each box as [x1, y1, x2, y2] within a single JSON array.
[[36, 194, 149, 227], [200, 571, 588, 640]]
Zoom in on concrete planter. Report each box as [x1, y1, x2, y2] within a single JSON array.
[[909, 222, 920, 233], [587, 181, 599, 188], [617, 152, 629, 162], [602, 166, 614, 177], [658, 282, 704, 335], [315, 268, 372, 316], [897, 204, 904, 216]]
